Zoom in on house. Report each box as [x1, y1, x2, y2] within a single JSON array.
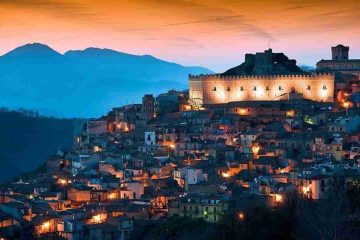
[[120, 182, 144, 199], [168, 193, 228, 222], [173, 167, 208, 189], [87, 120, 108, 135], [57, 220, 84, 240], [33, 215, 58, 237], [148, 165, 173, 179], [299, 175, 333, 200], [68, 187, 92, 203], [239, 129, 260, 147], [251, 156, 291, 174], [328, 115, 360, 134]]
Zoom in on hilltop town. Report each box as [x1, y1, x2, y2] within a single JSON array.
[[1, 45, 360, 240]]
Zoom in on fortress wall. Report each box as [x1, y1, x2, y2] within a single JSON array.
[[189, 74, 335, 106]]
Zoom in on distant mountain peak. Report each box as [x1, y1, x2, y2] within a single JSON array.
[[0, 42, 213, 117], [64, 47, 133, 58], [3, 43, 62, 58]]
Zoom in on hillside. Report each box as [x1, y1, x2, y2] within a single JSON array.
[[0, 110, 84, 183], [0, 43, 212, 118]]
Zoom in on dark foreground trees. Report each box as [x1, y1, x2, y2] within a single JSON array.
[[132, 184, 360, 240]]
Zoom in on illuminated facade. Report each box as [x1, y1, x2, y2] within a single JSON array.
[[189, 73, 335, 107]]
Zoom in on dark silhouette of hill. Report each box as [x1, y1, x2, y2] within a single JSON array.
[[0, 109, 83, 183], [222, 48, 304, 76], [0, 43, 212, 118]]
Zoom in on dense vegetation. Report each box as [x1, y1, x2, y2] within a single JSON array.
[[0, 109, 83, 183]]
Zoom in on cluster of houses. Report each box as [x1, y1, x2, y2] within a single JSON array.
[[1, 88, 360, 239], [1, 45, 360, 239]]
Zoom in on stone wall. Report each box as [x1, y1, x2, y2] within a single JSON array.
[[189, 73, 335, 106]]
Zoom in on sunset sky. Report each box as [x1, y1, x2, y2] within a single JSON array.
[[1, 0, 359, 71]]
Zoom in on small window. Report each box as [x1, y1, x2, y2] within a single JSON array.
[[323, 85, 327, 90], [307, 85, 311, 90], [266, 86, 269, 91], [213, 87, 217, 91], [227, 87, 230, 91], [279, 86, 283, 91], [253, 86, 257, 91], [240, 86, 244, 91]]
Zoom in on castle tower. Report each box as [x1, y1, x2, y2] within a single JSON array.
[[332, 44, 349, 60], [141, 94, 155, 121]]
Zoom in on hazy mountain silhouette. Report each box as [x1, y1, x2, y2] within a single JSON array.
[[0, 43, 212, 117]]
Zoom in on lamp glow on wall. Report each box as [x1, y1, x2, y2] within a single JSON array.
[[319, 85, 328, 99], [93, 214, 101, 223], [253, 86, 265, 99], [41, 221, 50, 231]]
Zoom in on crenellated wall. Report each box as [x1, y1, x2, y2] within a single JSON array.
[[189, 73, 335, 106]]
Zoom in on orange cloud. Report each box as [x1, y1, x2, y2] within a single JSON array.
[[0, 0, 359, 71]]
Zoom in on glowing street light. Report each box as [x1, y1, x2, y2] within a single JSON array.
[[108, 193, 117, 199], [93, 214, 101, 223], [252, 143, 260, 156], [222, 172, 230, 178], [237, 212, 245, 221], [274, 194, 283, 203], [42, 221, 50, 231]]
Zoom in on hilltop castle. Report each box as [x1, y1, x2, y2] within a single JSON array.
[[189, 49, 335, 107]]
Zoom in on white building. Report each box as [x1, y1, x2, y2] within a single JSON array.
[[145, 132, 156, 146]]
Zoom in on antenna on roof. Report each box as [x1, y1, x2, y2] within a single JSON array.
[[267, 41, 271, 50]]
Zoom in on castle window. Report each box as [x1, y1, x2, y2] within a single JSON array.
[[266, 86, 269, 91], [323, 85, 327, 90], [227, 87, 230, 91], [278, 86, 283, 91], [253, 86, 257, 91], [307, 85, 311, 90], [213, 87, 217, 91], [240, 86, 244, 91]]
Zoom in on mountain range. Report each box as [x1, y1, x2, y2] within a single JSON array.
[[0, 43, 212, 118]]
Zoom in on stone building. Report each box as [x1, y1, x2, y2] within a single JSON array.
[[190, 49, 335, 108], [140, 94, 155, 121], [317, 44, 360, 80], [168, 193, 228, 222]]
